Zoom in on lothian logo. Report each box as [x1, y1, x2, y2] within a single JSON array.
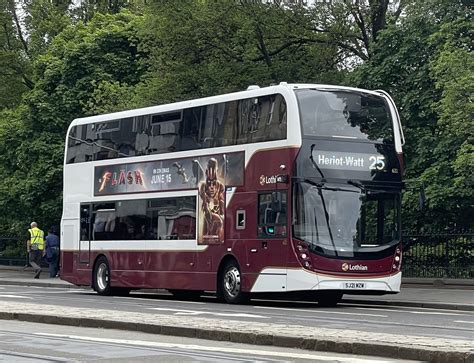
[[342, 263, 368, 271], [260, 174, 286, 186]]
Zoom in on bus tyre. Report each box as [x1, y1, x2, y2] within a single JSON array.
[[220, 261, 248, 304], [317, 291, 343, 307], [93, 257, 112, 296]]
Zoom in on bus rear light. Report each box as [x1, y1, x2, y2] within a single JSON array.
[[392, 245, 402, 272], [300, 253, 308, 260], [304, 261, 312, 268]]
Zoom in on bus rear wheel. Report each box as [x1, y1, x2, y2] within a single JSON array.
[[220, 261, 248, 304], [93, 256, 112, 296], [317, 291, 343, 307]]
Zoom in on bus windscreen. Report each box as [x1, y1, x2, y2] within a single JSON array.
[[293, 181, 401, 256], [296, 89, 394, 143]]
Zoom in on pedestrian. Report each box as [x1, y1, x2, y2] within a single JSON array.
[[27, 222, 45, 279], [44, 226, 60, 278]]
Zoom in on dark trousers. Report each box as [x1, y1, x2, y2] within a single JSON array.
[[29, 250, 42, 277], [48, 248, 59, 277]]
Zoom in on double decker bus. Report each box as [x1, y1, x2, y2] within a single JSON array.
[[61, 82, 405, 305]]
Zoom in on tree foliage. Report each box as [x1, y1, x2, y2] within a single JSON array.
[[0, 0, 471, 239], [0, 10, 144, 235], [133, 1, 343, 106], [350, 0, 473, 229]]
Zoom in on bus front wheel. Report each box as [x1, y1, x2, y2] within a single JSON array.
[[93, 256, 112, 296], [220, 261, 248, 304]]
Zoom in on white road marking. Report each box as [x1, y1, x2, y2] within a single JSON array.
[[254, 306, 387, 317], [168, 300, 206, 305], [150, 307, 269, 319], [407, 311, 466, 316], [8, 290, 87, 295], [35, 333, 395, 362], [353, 307, 470, 316], [0, 294, 32, 299], [454, 320, 474, 324], [118, 296, 206, 305]]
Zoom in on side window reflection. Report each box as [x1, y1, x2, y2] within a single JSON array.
[[66, 94, 287, 164], [88, 197, 196, 241]]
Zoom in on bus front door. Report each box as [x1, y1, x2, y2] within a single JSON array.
[[79, 204, 91, 264]]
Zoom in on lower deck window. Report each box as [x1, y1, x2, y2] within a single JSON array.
[[257, 191, 287, 237], [81, 196, 196, 241]]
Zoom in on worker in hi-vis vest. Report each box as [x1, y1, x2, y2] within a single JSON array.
[[27, 222, 45, 279]]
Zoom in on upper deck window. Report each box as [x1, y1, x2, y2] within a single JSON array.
[[66, 93, 287, 164], [296, 89, 394, 144]]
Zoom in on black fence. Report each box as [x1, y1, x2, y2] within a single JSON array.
[[402, 230, 473, 279], [0, 236, 27, 266], [1, 231, 473, 279]]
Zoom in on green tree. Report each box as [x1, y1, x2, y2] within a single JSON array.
[[350, 0, 473, 230], [282, 0, 412, 62], [0, 11, 145, 236], [133, 1, 343, 106], [0, 0, 33, 108], [424, 16, 473, 228], [23, 0, 73, 57]]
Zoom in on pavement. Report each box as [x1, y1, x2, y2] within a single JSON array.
[[0, 266, 473, 362]]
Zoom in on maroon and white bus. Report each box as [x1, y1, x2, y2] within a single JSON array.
[[61, 82, 405, 305]]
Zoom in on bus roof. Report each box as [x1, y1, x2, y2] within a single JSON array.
[[69, 82, 387, 127]]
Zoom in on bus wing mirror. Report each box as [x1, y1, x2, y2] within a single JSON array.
[[404, 179, 426, 210]]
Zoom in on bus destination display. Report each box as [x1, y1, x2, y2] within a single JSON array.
[[312, 149, 390, 172]]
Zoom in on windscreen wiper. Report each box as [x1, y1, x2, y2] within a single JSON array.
[[299, 179, 337, 255], [309, 144, 325, 179], [316, 184, 337, 256]]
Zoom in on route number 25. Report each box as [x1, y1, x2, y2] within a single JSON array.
[[369, 156, 385, 170]]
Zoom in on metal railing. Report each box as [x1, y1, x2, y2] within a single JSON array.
[[402, 230, 473, 279], [0, 236, 27, 266]]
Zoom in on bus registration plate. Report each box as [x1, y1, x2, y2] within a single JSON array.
[[343, 282, 366, 289]]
